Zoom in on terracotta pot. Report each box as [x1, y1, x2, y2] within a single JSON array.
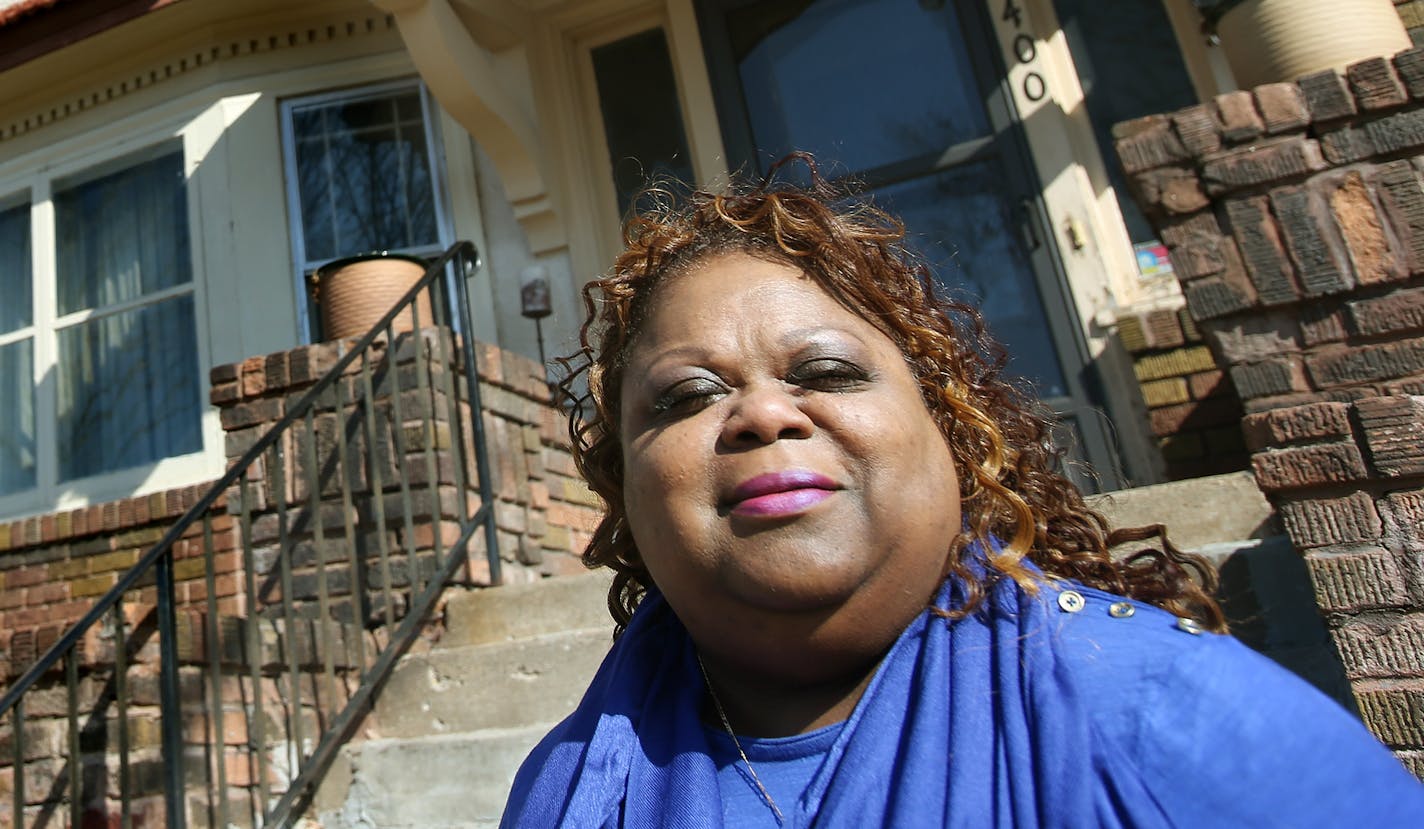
[[315, 253, 435, 341], [1217, 0, 1410, 89]]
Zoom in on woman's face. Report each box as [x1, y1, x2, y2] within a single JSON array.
[[618, 252, 962, 684]]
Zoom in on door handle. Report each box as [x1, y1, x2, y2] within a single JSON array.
[[1017, 199, 1042, 251]]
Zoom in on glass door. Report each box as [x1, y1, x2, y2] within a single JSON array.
[[697, 0, 1120, 491]]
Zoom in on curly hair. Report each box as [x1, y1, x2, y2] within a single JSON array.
[[559, 158, 1225, 635]]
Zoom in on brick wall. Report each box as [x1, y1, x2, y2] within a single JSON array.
[[0, 334, 599, 679], [0, 334, 602, 825], [1117, 306, 1250, 479], [0, 485, 238, 825], [0, 486, 239, 683], [208, 331, 600, 592], [1116, 48, 1424, 774]]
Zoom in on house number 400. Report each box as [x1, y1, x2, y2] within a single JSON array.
[[1002, 0, 1047, 103]]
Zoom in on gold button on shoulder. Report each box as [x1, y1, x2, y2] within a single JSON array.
[[1057, 590, 1086, 613], [1176, 617, 1204, 635], [1108, 601, 1135, 619]]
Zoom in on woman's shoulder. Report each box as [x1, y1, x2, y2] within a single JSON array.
[[1006, 579, 1424, 825], [1024, 581, 1241, 698]]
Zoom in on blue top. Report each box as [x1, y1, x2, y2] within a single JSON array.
[[706, 722, 842, 827], [502, 570, 1424, 828]]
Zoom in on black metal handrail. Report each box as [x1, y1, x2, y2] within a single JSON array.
[[0, 240, 499, 828]]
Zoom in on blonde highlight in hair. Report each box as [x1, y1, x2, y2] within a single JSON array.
[[558, 157, 1224, 635]]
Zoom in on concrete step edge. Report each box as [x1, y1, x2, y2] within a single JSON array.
[[441, 571, 614, 648], [417, 625, 614, 664], [375, 628, 610, 738], [353, 720, 560, 753], [317, 723, 559, 829], [1088, 470, 1278, 552]]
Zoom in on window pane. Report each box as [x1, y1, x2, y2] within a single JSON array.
[[872, 162, 1067, 397], [55, 149, 191, 315], [592, 28, 697, 216], [0, 337, 35, 495], [290, 89, 439, 262], [56, 296, 202, 482], [0, 201, 32, 334], [401, 125, 437, 239], [296, 136, 337, 259], [727, 0, 989, 175]]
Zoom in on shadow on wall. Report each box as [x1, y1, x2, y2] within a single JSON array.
[[1088, 306, 1254, 485], [1212, 536, 1357, 712]]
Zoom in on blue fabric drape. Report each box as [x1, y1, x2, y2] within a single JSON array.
[[503, 567, 1424, 828]]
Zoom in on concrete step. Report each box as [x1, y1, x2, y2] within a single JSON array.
[[441, 570, 613, 648], [1088, 470, 1277, 552], [319, 725, 554, 829], [373, 627, 612, 739]]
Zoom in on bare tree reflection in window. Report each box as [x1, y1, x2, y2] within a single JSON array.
[[293, 92, 438, 261]]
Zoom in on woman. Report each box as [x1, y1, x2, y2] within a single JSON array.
[[501, 162, 1424, 827]]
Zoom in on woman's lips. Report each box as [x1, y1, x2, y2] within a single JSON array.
[[727, 471, 840, 518]]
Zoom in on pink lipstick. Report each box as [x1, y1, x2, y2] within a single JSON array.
[[727, 470, 840, 518]]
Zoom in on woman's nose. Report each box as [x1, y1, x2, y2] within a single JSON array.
[[720, 383, 814, 447]]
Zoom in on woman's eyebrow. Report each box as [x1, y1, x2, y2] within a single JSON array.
[[631, 326, 870, 378], [635, 344, 716, 374], [779, 326, 869, 350]]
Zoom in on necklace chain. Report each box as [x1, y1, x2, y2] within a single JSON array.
[[696, 653, 786, 825]]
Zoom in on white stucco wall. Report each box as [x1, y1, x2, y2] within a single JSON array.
[[0, 0, 544, 518]]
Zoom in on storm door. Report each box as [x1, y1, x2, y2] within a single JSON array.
[[697, 0, 1120, 491]]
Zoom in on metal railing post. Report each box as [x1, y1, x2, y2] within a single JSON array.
[[453, 244, 502, 584], [155, 552, 188, 829]]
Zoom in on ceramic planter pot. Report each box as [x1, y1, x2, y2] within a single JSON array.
[[1215, 0, 1410, 89], [314, 252, 434, 341]]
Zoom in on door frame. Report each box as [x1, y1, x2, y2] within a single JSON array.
[[983, 0, 1173, 487], [693, 0, 1129, 491]]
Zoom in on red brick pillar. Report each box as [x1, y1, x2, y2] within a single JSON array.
[[1117, 49, 1424, 774]]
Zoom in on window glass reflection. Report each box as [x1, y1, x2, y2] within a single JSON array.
[[57, 296, 202, 482], [291, 90, 439, 261], [0, 202, 30, 334], [55, 151, 190, 315], [1053, 0, 1196, 246], [592, 28, 696, 217], [728, 0, 989, 174], [0, 338, 35, 495], [872, 163, 1067, 397]]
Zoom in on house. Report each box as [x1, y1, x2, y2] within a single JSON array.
[[0, 0, 1421, 825], [0, 0, 1296, 526]]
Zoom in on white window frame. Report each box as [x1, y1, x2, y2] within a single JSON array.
[[0, 112, 221, 521], [278, 78, 456, 344], [0, 191, 38, 502]]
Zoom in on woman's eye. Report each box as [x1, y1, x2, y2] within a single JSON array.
[[787, 358, 868, 391], [651, 377, 726, 416]]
